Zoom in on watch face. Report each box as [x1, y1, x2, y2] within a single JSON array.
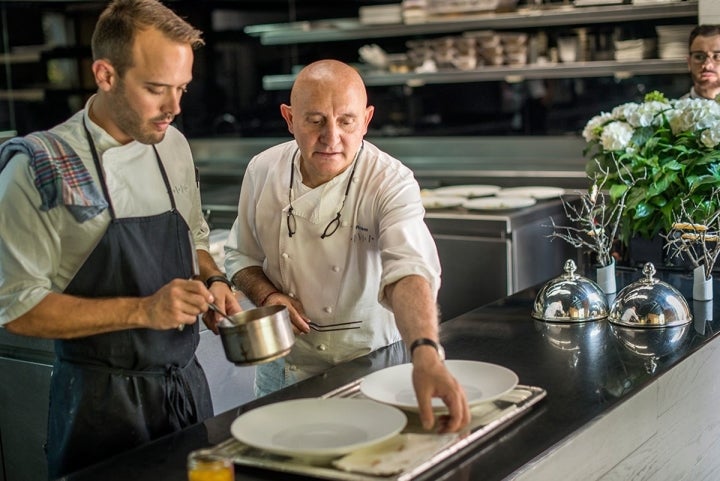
[[437, 344, 446, 361]]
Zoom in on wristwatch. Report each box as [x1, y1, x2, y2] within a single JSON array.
[[410, 338, 445, 361], [205, 275, 233, 290]]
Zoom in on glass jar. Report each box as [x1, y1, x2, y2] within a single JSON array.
[[187, 449, 234, 481]]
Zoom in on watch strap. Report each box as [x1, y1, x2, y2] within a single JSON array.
[[205, 275, 232, 290], [410, 338, 444, 360]]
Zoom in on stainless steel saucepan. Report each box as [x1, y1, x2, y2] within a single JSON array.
[[218, 305, 294, 365]]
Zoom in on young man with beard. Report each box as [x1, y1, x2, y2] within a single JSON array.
[[0, 0, 240, 477], [685, 25, 720, 100]]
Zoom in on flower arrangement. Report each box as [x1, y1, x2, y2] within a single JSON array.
[[582, 91, 720, 245]]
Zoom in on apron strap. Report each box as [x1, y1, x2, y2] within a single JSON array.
[[59, 357, 200, 430], [81, 117, 179, 218]]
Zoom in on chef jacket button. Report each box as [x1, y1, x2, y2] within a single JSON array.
[[317, 344, 327, 351], [332, 265, 340, 272], [288, 364, 297, 371], [288, 292, 295, 298], [281, 252, 289, 259], [324, 306, 333, 313]]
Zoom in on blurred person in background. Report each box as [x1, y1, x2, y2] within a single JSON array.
[[685, 24, 720, 100]]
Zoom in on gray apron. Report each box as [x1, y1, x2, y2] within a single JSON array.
[[46, 123, 212, 479]]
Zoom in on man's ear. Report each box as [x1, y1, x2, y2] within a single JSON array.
[[280, 104, 294, 134], [92, 59, 116, 92]]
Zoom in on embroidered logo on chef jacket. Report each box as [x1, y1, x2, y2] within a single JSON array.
[[171, 183, 191, 195], [353, 224, 376, 244]]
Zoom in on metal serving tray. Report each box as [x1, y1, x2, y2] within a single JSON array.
[[210, 380, 546, 481]]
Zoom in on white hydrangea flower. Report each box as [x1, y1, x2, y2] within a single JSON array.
[[611, 102, 640, 122], [669, 98, 720, 134], [600, 121, 634, 151], [626, 100, 671, 128], [582, 112, 613, 142], [700, 127, 720, 148]]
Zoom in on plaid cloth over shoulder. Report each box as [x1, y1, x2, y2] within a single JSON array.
[[0, 131, 108, 222]]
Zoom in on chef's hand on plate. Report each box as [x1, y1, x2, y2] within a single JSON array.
[[263, 293, 311, 334], [141, 279, 212, 330], [203, 282, 243, 334], [412, 350, 471, 433]]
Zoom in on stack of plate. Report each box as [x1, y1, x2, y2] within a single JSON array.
[[359, 4, 403, 25], [422, 185, 563, 211], [614, 38, 656, 61], [421, 184, 500, 209], [656, 25, 693, 59]]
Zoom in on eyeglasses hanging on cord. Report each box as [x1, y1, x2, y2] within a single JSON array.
[[286, 143, 363, 239]]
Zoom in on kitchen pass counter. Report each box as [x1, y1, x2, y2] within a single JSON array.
[[61, 267, 720, 481]]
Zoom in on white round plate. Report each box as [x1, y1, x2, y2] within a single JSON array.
[[463, 196, 536, 211], [421, 195, 465, 209], [360, 360, 519, 413], [230, 398, 406, 460], [430, 185, 501, 198], [497, 186, 565, 200]]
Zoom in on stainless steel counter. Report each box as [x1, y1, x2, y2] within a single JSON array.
[[425, 199, 579, 319]]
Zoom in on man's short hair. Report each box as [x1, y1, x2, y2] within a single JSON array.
[[688, 24, 720, 49], [91, 0, 204, 77]]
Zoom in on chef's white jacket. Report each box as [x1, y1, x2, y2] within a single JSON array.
[[224, 140, 441, 378], [0, 97, 210, 325]]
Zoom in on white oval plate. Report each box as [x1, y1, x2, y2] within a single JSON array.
[[463, 196, 536, 211], [497, 186, 565, 200], [230, 398, 406, 460], [360, 360, 519, 413], [430, 184, 501, 198], [421, 195, 466, 209]]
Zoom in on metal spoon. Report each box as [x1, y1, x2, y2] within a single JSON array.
[[208, 302, 236, 327]]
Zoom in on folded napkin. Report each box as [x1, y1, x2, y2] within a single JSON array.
[[0, 131, 108, 222], [333, 433, 457, 476]]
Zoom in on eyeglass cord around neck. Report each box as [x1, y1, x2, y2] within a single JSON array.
[[287, 143, 363, 239]]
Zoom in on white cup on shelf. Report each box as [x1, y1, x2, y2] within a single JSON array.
[[557, 36, 579, 63]]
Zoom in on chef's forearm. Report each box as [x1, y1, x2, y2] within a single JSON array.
[[5, 292, 150, 339], [231, 266, 279, 306], [385, 275, 440, 348], [196, 249, 225, 282]]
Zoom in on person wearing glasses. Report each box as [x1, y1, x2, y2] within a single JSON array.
[[684, 25, 720, 100], [0, 1, 239, 477], [224, 59, 471, 433]]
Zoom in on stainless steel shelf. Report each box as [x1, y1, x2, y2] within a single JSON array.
[[0, 51, 42, 63], [245, 1, 698, 45], [0, 89, 44, 101], [262, 58, 688, 90]]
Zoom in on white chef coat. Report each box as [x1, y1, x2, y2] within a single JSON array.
[[681, 87, 700, 99], [0, 96, 210, 325], [224, 140, 441, 378]]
